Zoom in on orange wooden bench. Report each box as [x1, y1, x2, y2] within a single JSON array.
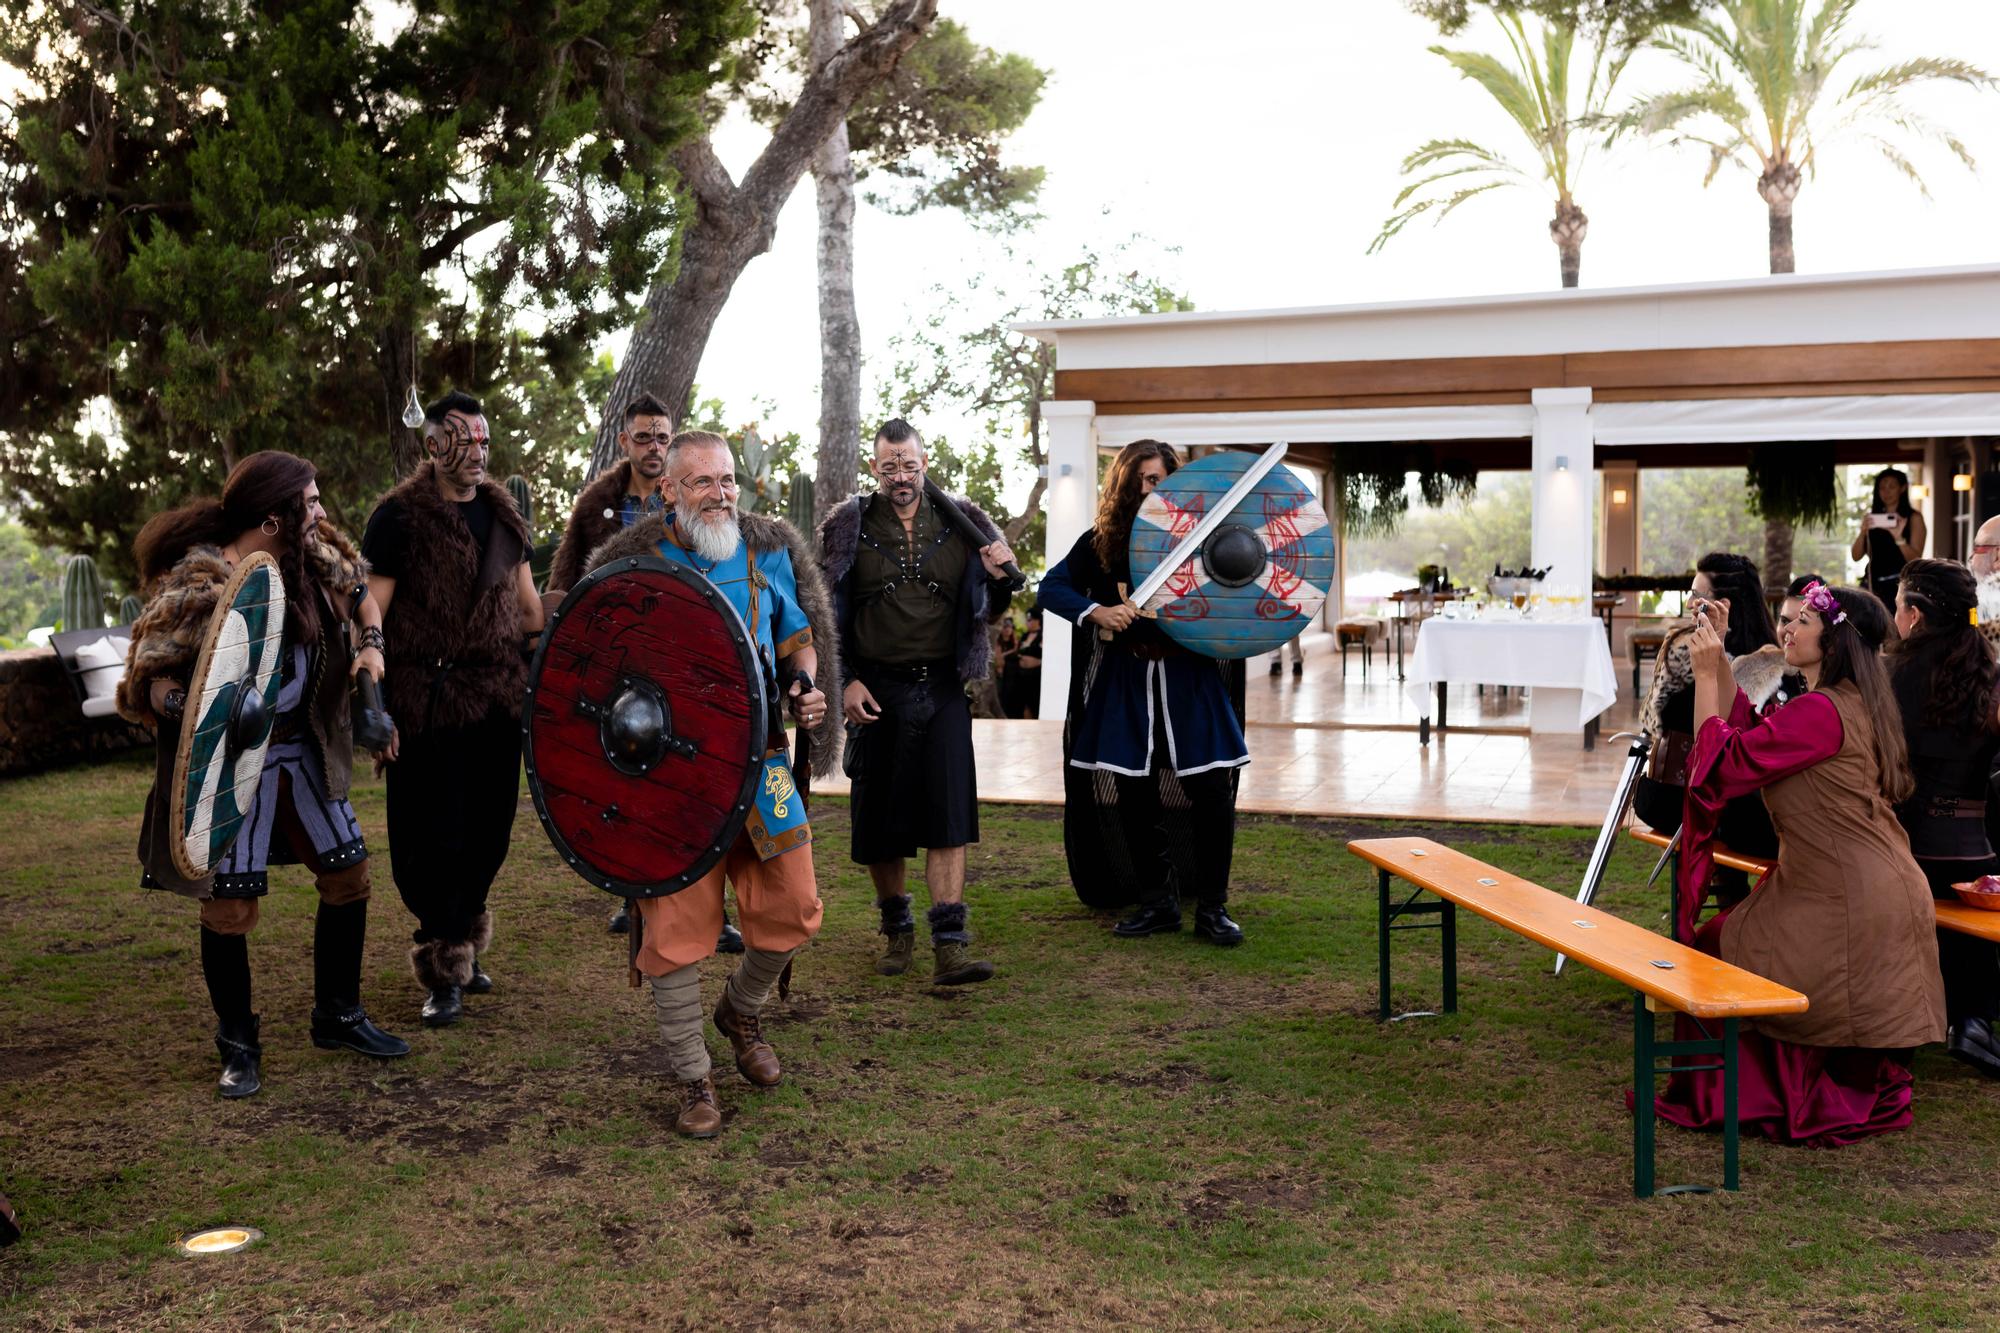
[[1349, 836, 1807, 1197], [1627, 827, 2000, 945]]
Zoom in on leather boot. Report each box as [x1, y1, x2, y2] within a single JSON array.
[[1948, 1016, 2000, 1078], [1193, 902, 1245, 947], [876, 894, 916, 976], [422, 984, 463, 1027], [1113, 896, 1182, 938], [311, 1004, 411, 1057], [927, 903, 994, 985], [608, 906, 630, 935], [714, 991, 782, 1087], [674, 1076, 722, 1139], [216, 1015, 262, 1099], [717, 915, 746, 955], [465, 962, 494, 995]]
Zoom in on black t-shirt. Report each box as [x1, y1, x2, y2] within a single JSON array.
[[361, 492, 525, 580]]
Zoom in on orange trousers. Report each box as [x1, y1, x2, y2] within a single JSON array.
[[634, 834, 821, 976]]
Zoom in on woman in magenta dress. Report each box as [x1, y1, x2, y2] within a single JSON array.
[[1655, 582, 1945, 1145]]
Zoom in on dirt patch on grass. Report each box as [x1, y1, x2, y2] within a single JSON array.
[[1180, 1173, 1321, 1226], [1890, 1228, 1995, 1259]]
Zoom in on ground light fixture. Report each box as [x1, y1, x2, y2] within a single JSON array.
[[1955, 472, 1974, 492], [175, 1226, 263, 1256]]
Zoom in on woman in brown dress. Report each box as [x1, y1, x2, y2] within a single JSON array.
[[1656, 582, 1945, 1145]]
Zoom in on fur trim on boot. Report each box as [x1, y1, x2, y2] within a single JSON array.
[[469, 911, 493, 955], [927, 901, 972, 945], [410, 938, 476, 990]]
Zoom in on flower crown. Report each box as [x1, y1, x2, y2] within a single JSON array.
[[1800, 580, 1846, 626]]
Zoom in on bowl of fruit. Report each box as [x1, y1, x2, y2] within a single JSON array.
[[1951, 875, 2000, 911]]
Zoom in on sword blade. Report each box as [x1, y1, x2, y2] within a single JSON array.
[[1645, 827, 1682, 888], [1128, 441, 1291, 611]]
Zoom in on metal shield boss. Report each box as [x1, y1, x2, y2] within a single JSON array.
[[524, 556, 769, 898], [1127, 451, 1336, 660], [170, 550, 289, 882]]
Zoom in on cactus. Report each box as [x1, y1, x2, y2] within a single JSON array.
[[118, 593, 145, 626], [735, 425, 777, 514], [786, 470, 815, 534], [504, 474, 533, 528], [62, 554, 105, 631]]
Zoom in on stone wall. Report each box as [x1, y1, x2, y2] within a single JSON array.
[[0, 647, 151, 776]]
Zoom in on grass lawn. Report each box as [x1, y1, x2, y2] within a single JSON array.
[[3, 749, 1997, 1330]]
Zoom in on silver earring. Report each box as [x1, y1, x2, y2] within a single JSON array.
[[261, 518, 280, 536]]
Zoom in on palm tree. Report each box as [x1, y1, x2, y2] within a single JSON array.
[[1623, 0, 1994, 581], [1371, 11, 1633, 288], [1624, 0, 1994, 275]]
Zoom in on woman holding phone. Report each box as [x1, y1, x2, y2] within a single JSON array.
[[1850, 467, 1924, 605]]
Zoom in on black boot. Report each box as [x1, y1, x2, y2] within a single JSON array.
[[466, 961, 494, 994], [216, 1015, 262, 1098], [421, 985, 463, 1027], [1193, 901, 1245, 947], [411, 936, 473, 1027], [201, 926, 262, 1097], [311, 901, 411, 1057], [608, 906, 630, 935], [1948, 1016, 2000, 1078], [1113, 896, 1182, 938], [717, 912, 745, 955]]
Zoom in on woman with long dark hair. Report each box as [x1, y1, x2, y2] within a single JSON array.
[[1634, 553, 1787, 916], [1889, 558, 2000, 1077], [1651, 583, 1944, 1144], [1849, 467, 1925, 605], [1036, 439, 1248, 943], [119, 451, 407, 1098]]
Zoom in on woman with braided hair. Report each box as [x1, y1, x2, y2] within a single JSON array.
[[1649, 583, 1944, 1145], [1889, 558, 2000, 1077]]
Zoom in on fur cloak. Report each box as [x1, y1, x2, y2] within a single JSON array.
[[548, 460, 638, 594], [817, 491, 1013, 686], [584, 510, 842, 778]]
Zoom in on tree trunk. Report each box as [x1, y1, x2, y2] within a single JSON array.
[[1762, 516, 1795, 593], [585, 0, 940, 478], [378, 326, 423, 478], [1758, 160, 1801, 275], [810, 0, 863, 530], [1549, 199, 1587, 289]]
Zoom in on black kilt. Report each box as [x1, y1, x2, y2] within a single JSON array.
[[849, 663, 979, 863]]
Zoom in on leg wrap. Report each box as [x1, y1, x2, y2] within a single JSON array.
[[410, 937, 475, 990], [469, 910, 493, 955], [877, 893, 915, 936], [199, 897, 260, 936], [314, 858, 371, 907], [647, 964, 712, 1083], [927, 901, 972, 945], [724, 946, 798, 1017]]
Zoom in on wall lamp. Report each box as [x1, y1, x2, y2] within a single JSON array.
[[1554, 455, 1569, 472], [1912, 483, 1932, 501], [1954, 472, 1975, 492], [1610, 487, 1629, 506]]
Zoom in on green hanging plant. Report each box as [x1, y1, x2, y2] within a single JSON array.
[[1334, 444, 1479, 538], [1745, 444, 1840, 527]]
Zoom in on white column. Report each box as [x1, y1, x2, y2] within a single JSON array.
[[1039, 399, 1098, 719], [1529, 387, 1597, 733], [1531, 387, 1594, 591]]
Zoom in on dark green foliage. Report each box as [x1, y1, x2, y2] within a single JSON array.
[[1746, 443, 1841, 527], [1335, 443, 1479, 538], [117, 593, 145, 626], [0, 0, 750, 583]]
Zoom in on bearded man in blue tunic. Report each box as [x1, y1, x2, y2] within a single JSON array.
[[584, 429, 841, 1139]]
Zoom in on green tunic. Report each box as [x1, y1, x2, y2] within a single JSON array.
[[850, 495, 966, 665]]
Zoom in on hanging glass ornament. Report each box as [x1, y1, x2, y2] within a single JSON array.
[[400, 384, 425, 429]]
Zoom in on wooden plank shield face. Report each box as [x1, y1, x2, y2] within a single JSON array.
[[1129, 451, 1336, 660], [170, 550, 288, 882], [525, 556, 769, 898]]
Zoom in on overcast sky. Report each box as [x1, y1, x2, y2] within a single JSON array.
[[681, 0, 2000, 451]]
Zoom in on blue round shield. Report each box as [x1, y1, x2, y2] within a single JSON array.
[[1127, 451, 1336, 660]]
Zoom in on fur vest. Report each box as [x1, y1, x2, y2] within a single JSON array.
[[1640, 625, 1796, 739], [549, 460, 638, 593], [585, 511, 842, 778], [374, 465, 531, 734], [817, 491, 1013, 685], [119, 523, 369, 897]]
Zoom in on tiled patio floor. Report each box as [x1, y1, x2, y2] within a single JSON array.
[[814, 629, 1652, 827]]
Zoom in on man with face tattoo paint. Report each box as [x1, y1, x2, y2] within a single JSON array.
[[363, 391, 546, 1027], [543, 393, 748, 951], [818, 419, 1018, 984]]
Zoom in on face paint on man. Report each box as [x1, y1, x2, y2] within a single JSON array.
[[624, 415, 672, 487], [428, 411, 490, 492], [873, 438, 925, 512]]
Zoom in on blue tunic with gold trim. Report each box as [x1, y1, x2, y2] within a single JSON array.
[[654, 518, 814, 860]]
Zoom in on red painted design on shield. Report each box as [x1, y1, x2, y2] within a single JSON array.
[[1259, 493, 1306, 615], [531, 568, 757, 887], [1152, 493, 1210, 620]]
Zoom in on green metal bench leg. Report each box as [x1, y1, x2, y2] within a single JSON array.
[[1376, 874, 1457, 1022], [1441, 901, 1457, 1014], [1633, 997, 1742, 1197], [1722, 1016, 1740, 1191], [1377, 869, 1392, 1022]]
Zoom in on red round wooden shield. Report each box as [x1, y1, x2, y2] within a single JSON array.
[[524, 556, 769, 897]]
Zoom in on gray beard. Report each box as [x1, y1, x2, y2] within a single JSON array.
[[679, 502, 742, 563]]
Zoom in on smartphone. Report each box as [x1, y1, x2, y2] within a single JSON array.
[[1869, 513, 1897, 530]]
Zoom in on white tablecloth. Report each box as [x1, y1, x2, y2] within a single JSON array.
[[1404, 620, 1618, 728]]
